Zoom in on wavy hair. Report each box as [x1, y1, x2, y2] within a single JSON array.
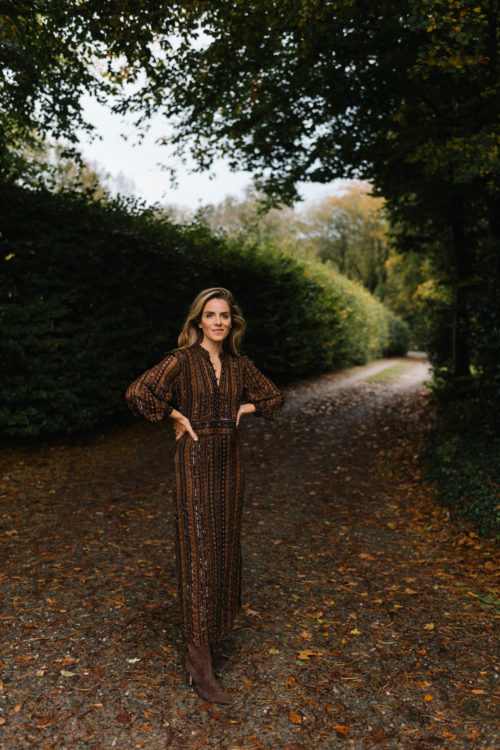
[[177, 287, 246, 355]]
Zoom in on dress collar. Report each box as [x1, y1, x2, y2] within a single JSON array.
[[197, 343, 225, 359]]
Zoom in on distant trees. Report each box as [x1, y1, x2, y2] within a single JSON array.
[[196, 181, 430, 344], [295, 182, 391, 298], [16, 140, 135, 198]]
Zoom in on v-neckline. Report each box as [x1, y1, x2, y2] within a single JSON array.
[[198, 344, 224, 387]]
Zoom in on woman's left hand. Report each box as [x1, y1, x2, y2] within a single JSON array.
[[236, 402, 256, 427]]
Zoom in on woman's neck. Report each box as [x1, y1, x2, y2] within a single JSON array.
[[200, 339, 223, 357]]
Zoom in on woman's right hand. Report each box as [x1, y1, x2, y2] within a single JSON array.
[[169, 409, 198, 441]]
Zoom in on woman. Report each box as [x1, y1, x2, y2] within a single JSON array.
[[125, 287, 284, 704]]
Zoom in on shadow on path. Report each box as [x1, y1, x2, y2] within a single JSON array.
[[1, 356, 498, 749]]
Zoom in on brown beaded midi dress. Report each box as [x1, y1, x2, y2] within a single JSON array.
[[125, 344, 284, 646]]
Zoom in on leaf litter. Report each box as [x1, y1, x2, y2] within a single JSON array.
[[0, 357, 499, 748]]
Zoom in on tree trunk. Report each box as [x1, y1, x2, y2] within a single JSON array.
[[450, 201, 472, 379], [488, 196, 500, 239]]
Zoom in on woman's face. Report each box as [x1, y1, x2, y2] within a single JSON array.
[[199, 297, 232, 345]]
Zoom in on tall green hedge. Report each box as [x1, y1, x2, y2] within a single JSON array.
[[0, 185, 408, 437]]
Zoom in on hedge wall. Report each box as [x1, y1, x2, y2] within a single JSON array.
[[0, 185, 408, 437]]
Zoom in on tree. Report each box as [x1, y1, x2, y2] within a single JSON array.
[[105, 0, 499, 382], [296, 181, 391, 296], [0, 1, 105, 178], [196, 186, 298, 249], [2, 1, 499, 386]]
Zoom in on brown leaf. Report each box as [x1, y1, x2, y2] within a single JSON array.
[[297, 649, 323, 660], [333, 724, 350, 737], [116, 712, 132, 724], [370, 729, 388, 743], [289, 710, 302, 724], [245, 608, 262, 618]]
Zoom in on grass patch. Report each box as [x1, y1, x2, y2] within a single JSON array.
[[365, 361, 412, 382]]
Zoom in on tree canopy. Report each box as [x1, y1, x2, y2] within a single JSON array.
[[1, 0, 499, 385]]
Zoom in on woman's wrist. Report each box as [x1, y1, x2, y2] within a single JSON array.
[[169, 409, 185, 422]]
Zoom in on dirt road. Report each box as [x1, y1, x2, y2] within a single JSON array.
[[1, 355, 498, 749]]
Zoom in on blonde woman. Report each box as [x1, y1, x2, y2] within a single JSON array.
[[125, 287, 284, 704]]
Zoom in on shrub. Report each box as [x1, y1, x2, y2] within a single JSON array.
[[424, 429, 500, 539], [383, 311, 410, 356], [0, 185, 405, 437]]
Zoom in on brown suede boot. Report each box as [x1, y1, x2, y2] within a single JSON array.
[[185, 644, 231, 705]]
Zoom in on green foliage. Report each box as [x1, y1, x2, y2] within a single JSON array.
[[195, 182, 418, 346], [102, 0, 498, 389], [423, 362, 500, 539], [424, 419, 500, 539], [3, 1, 498, 398], [0, 2, 110, 179], [0, 185, 403, 437], [295, 182, 392, 297], [383, 313, 410, 357]]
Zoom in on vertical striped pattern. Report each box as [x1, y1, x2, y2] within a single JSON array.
[[126, 344, 284, 645]]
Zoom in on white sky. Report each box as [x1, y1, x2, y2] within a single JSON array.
[[77, 95, 344, 210]]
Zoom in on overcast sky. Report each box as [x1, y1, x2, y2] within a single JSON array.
[[77, 95, 343, 210]]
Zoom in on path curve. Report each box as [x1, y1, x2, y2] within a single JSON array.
[[0, 356, 498, 749]]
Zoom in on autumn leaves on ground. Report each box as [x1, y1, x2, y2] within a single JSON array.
[[1, 356, 499, 750]]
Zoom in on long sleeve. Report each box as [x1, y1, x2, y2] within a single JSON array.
[[242, 356, 284, 420], [125, 351, 182, 422]]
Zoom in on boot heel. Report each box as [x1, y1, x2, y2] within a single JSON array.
[[185, 645, 231, 705]]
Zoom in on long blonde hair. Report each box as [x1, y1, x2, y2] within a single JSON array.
[[177, 287, 246, 355]]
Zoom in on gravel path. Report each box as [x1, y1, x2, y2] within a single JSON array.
[[1, 355, 499, 749]]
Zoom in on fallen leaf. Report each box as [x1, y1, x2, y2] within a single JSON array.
[[350, 628, 361, 635], [297, 650, 323, 660], [60, 670, 75, 677], [245, 608, 262, 618], [116, 712, 132, 724], [424, 694, 434, 702], [333, 724, 350, 736], [289, 710, 302, 724], [404, 588, 418, 594], [299, 630, 312, 640], [127, 658, 141, 663], [423, 623, 435, 630], [471, 689, 486, 694]]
